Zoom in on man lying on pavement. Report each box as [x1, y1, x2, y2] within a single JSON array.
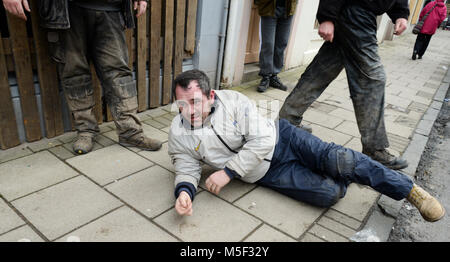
[[168, 69, 445, 222]]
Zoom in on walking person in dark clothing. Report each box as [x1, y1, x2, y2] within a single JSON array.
[[3, 0, 163, 155], [279, 0, 410, 170], [412, 0, 447, 60], [255, 0, 297, 93]]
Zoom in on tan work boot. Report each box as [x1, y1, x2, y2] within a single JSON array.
[[119, 133, 162, 151], [73, 133, 95, 155], [407, 184, 445, 222]]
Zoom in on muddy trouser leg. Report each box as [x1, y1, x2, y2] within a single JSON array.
[[258, 120, 413, 208], [278, 41, 345, 126], [337, 5, 389, 152], [58, 6, 99, 136], [90, 9, 143, 140]]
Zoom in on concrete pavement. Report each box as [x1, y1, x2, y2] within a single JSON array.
[[1, 29, 449, 242]]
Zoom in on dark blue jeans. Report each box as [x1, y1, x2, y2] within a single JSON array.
[[257, 119, 413, 208]]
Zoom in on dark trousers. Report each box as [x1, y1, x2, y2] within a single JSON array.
[[413, 33, 433, 57], [259, 5, 293, 77], [257, 119, 413, 208], [55, 4, 143, 139], [279, 4, 389, 152]]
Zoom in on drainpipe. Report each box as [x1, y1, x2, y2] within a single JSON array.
[[215, 0, 230, 90]]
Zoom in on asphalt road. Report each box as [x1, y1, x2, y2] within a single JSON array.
[[389, 86, 450, 242]]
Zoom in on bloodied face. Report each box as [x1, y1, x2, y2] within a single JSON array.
[[174, 80, 215, 128]]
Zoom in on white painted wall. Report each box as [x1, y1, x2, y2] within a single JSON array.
[[284, 0, 322, 69]]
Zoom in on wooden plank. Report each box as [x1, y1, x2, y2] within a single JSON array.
[[0, 31, 21, 149], [136, 12, 148, 112], [185, 0, 198, 56], [174, 0, 186, 80], [90, 64, 103, 124], [149, 0, 162, 108], [30, 0, 64, 138], [163, 0, 174, 105], [6, 12, 42, 142]]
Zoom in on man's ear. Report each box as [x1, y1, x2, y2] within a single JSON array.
[[209, 90, 215, 99]]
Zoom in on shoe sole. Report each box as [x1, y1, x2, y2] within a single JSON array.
[[424, 207, 446, 222], [119, 142, 162, 151]]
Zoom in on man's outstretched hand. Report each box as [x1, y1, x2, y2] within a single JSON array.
[[175, 191, 193, 216], [3, 0, 30, 21]]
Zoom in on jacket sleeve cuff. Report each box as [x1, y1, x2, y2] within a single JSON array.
[[224, 167, 241, 180], [175, 182, 197, 201]]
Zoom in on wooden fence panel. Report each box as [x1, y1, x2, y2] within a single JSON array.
[[6, 13, 42, 142], [30, 0, 64, 138], [136, 13, 148, 112], [163, 0, 174, 105], [0, 31, 21, 149], [149, 0, 162, 108], [174, 0, 186, 80], [185, 0, 198, 56]]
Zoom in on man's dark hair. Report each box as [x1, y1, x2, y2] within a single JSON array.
[[172, 69, 211, 99]]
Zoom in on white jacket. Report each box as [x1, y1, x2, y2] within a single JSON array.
[[168, 90, 277, 191]]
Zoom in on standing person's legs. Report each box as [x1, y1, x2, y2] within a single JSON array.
[[412, 33, 426, 60], [92, 10, 162, 151], [336, 4, 407, 169], [57, 5, 99, 154], [278, 41, 344, 127], [258, 16, 277, 92], [417, 34, 432, 58]]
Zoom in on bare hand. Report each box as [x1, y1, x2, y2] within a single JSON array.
[[394, 18, 408, 35], [3, 0, 30, 21], [205, 170, 231, 195], [134, 0, 147, 18], [318, 21, 335, 42], [175, 191, 193, 216]]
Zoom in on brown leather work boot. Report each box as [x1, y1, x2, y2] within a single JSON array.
[[119, 133, 162, 151], [407, 184, 445, 222], [73, 132, 95, 155], [363, 149, 408, 170]]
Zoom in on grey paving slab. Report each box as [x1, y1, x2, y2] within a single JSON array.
[[317, 216, 357, 238], [234, 187, 324, 239], [301, 233, 326, 242], [55, 206, 177, 242], [323, 209, 361, 230], [308, 224, 349, 242], [0, 145, 33, 164], [0, 198, 24, 235], [48, 146, 75, 160], [244, 224, 296, 242], [103, 123, 169, 144], [106, 165, 175, 218], [309, 124, 353, 146], [154, 191, 261, 242], [66, 144, 153, 186], [0, 151, 79, 201], [12, 176, 122, 241], [356, 208, 395, 242], [331, 184, 380, 222], [27, 138, 62, 152], [138, 142, 174, 172], [0, 225, 44, 242]]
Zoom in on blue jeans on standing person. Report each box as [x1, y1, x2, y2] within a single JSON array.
[[256, 119, 413, 208]]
